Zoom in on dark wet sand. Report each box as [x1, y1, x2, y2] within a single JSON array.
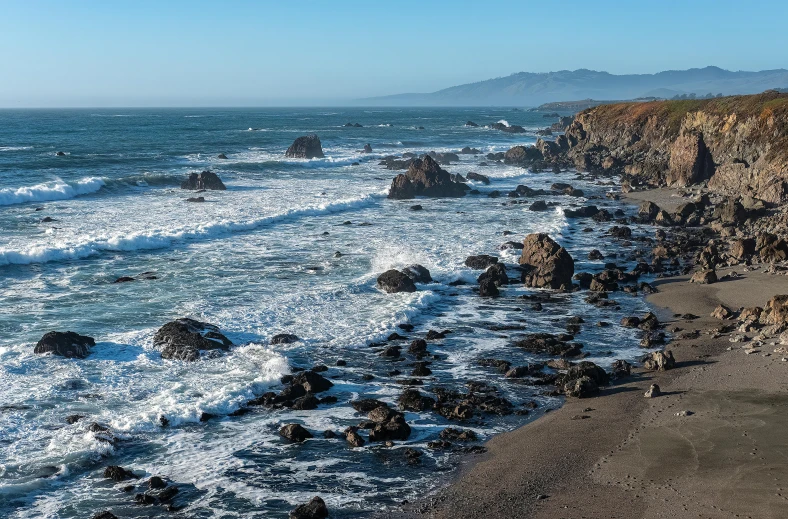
[[385, 267, 788, 517]]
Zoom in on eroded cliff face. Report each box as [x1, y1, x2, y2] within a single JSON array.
[[562, 91, 788, 203]]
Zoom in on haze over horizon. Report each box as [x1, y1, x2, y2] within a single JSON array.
[[1, 0, 786, 107]]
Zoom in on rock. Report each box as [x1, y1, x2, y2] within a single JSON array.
[[181, 171, 226, 190], [638, 201, 660, 220], [519, 233, 574, 289], [564, 376, 599, 398], [103, 465, 138, 482], [410, 204, 422, 211], [186, 196, 205, 202], [292, 370, 333, 393], [289, 496, 328, 519], [148, 476, 167, 489], [464, 121, 479, 127], [344, 427, 365, 447], [499, 241, 524, 251], [466, 172, 490, 184], [388, 156, 467, 199], [478, 279, 499, 297], [529, 200, 548, 211], [644, 384, 662, 398], [690, 269, 717, 284], [564, 206, 599, 218], [40, 216, 57, 222], [270, 333, 300, 344], [279, 423, 313, 442], [377, 270, 417, 293], [92, 512, 118, 519], [610, 359, 632, 379], [713, 198, 747, 225], [154, 318, 232, 361], [643, 350, 675, 371], [398, 389, 435, 411], [464, 255, 498, 270], [402, 264, 432, 284], [762, 295, 788, 325], [460, 147, 481, 154], [478, 263, 508, 286], [55, 151, 66, 156], [34, 331, 96, 359], [503, 145, 542, 165], [362, 144, 373, 153], [588, 249, 604, 260], [711, 305, 733, 319], [491, 122, 526, 134], [217, 153, 228, 159], [440, 428, 478, 442], [667, 131, 715, 187], [285, 135, 324, 159]]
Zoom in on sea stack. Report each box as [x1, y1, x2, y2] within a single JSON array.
[[285, 134, 324, 159]]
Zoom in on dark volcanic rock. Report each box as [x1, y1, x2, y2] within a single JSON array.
[[270, 333, 300, 345], [388, 156, 468, 199], [292, 370, 334, 393], [290, 496, 329, 519], [103, 465, 138, 482], [464, 255, 498, 270], [377, 269, 417, 293], [490, 122, 526, 133], [181, 171, 226, 190], [153, 318, 232, 361], [34, 331, 96, 359], [519, 233, 574, 289], [285, 135, 325, 159], [478, 278, 500, 297], [279, 423, 313, 442], [402, 264, 432, 284], [504, 145, 542, 165]]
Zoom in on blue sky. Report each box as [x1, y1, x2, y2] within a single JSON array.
[[0, 0, 784, 106]]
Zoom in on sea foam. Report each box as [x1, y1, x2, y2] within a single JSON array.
[[0, 177, 105, 206]]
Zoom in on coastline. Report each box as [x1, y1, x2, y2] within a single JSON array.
[[386, 188, 788, 519]]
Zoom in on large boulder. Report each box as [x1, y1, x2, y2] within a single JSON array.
[[181, 171, 226, 190], [519, 234, 574, 289], [762, 295, 788, 325], [503, 145, 543, 166], [153, 318, 232, 361], [285, 135, 325, 159], [388, 156, 467, 199], [667, 131, 715, 187], [402, 264, 432, 284], [377, 270, 417, 293], [34, 331, 96, 358], [279, 424, 313, 442]]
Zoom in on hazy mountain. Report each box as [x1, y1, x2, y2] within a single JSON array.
[[363, 67, 788, 106]]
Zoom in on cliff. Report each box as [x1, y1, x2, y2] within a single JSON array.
[[562, 91, 788, 203]]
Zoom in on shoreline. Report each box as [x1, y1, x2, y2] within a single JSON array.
[[384, 187, 788, 519]]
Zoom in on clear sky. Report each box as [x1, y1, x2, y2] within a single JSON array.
[[0, 0, 785, 107]]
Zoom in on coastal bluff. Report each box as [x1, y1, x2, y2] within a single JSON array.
[[561, 90, 788, 203]]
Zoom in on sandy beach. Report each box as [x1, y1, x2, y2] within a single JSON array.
[[386, 189, 788, 519]]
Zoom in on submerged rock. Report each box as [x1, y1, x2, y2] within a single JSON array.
[[285, 134, 324, 159], [153, 318, 232, 361], [34, 331, 96, 359]]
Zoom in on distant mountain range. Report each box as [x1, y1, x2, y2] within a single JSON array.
[[363, 67, 788, 106]]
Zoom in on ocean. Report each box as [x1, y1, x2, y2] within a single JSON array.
[[0, 108, 651, 518]]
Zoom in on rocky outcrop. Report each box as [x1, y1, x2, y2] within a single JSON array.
[[388, 156, 468, 199], [519, 234, 574, 289], [153, 318, 232, 361], [560, 91, 788, 203], [377, 270, 417, 293], [34, 331, 96, 358], [181, 171, 226, 190], [279, 423, 313, 442], [290, 496, 328, 519], [286, 135, 325, 159]]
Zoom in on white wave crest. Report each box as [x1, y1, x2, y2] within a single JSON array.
[[0, 193, 382, 266], [0, 178, 105, 206]]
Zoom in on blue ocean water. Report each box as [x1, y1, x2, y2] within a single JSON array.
[[0, 108, 651, 518]]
